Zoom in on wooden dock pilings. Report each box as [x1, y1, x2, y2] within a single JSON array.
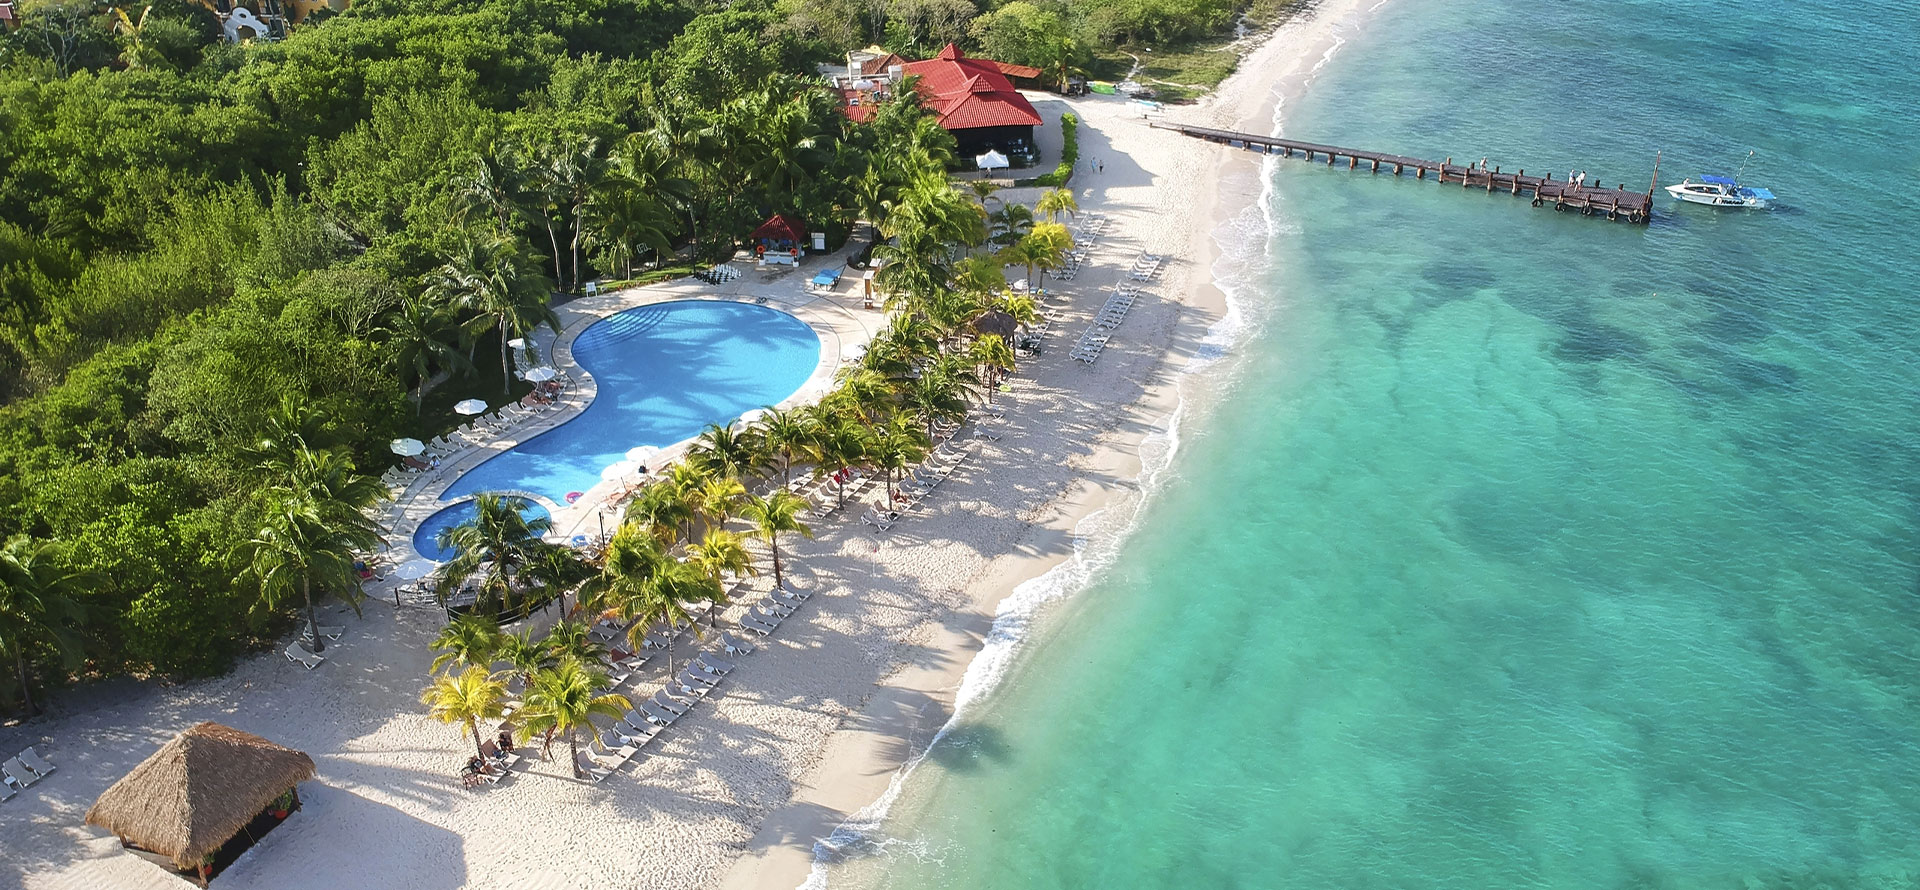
[[1151, 122, 1654, 224]]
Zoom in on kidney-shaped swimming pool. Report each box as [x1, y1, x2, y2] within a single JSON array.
[[437, 299, 821, 509]]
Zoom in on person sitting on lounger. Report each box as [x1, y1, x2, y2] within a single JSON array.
[[466, 755, 486, 775], [497, 730, 515, 755]]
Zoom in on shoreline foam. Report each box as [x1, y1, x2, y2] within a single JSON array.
[[739, 2, 1396, 887]]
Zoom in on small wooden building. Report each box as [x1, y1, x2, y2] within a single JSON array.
[[86, 722, 316, 886]]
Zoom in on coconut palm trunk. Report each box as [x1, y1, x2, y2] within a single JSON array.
[[468, 715, 486, 762], [499, 325, 514, 395], [16, 650, 35, 716], [304, 576, 323, 653], [769, 536, 784, 591]]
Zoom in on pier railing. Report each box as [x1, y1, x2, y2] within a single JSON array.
[[1151, 123, 1653, 224]]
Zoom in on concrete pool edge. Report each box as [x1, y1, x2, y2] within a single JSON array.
[[378, 270, 881, 573]]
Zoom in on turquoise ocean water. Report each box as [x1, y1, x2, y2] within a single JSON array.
[[821, 0, 1920, 886]]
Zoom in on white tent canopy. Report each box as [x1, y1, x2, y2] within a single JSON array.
[[976, 150, 1009, 172]]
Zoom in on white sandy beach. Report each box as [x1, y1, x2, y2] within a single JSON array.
[[0, 3, 1382, 888]]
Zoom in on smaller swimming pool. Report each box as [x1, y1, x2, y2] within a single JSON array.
[[413, 499, 551, 562]]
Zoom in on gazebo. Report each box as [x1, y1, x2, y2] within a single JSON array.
[[86, 722, 317, 886], [751, 214, 810, 264]]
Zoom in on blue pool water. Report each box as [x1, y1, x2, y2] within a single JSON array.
[[437, 300, 820, 511], [412, 499, 551, 562]]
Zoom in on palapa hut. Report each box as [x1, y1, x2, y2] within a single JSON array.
[[86, 722, 316, 886], [971, 309, 1019, 340]]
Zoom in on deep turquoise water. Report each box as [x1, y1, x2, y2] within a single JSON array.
[[440, 300, 819, 506], [823, 0, 1920, 886]]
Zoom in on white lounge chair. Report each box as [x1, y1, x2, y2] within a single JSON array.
[[2, 758, 40, 789], [19, 747, 55, 777], [284, 642, 325, 670], [303, 623, 344, 641]]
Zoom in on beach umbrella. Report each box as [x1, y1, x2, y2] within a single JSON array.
[[523, 367, 557, 383], [454, 399, 488, 415], [976, 150, 1009, 173], [738, 408, 769, 425], [389, 438, 426, 457], [601, 460, 640, 481], [394, 557, 437, 579], [506, 338, 526, 350], [625, 446, 660, 465]]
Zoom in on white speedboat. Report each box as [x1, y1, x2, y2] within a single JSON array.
[[1666, 175, 1774, 207]]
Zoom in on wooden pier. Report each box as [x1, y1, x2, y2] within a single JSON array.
[[1150, 122, 1654, 224]]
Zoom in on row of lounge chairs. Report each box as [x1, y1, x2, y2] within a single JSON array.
[[1074, 285, 1144, 363], [864, 442, 975, 533], [377, 380, 573, 494], [1, 746, 55, 801], [1053, 246, 1092, 282], [588, 651, 739, 783], [1129, 253, 1164, 281], [1075, 213, 1110, 243], [695, 264, 743, 284]]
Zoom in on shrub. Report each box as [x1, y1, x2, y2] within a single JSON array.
[[1024, 113, 1078, 187]]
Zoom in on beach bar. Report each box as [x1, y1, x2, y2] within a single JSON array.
[[85, 722, 317, 886], [1151, 122, 1655, 223]]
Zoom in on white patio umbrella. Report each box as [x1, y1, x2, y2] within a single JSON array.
[[389, 438, 426, 456], [523, 366, 557, 383], [976, 150, 1009, 173], [625, 446, 660, 465], [453, 398, 488, 415], [601, 460, 640, 481], [506, 338, 527, 350], [394, 557, 438, 578]]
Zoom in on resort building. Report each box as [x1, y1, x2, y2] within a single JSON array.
[[835, 44, 1045, 163], [0, 1, 19, 30]]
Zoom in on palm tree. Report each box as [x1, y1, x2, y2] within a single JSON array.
[[451, 143, 526, 236], [237, 446, 386, 653], [688, 530, 754, 626], [430, 614, 506, 675], [690, 421, 762, 481], [542, 620, 608, 669], [988, 203, 1034, 246], [578, 523, 667, 630], [517, 658, 629, 777], [872, 415, 930, 502], [902, 367, 974, 440], [110, 6, 165, 70], [379, 295, 472, 411], [970, 334, 1016, 399], [694, 476, 747, 538], [523, 544, 592, 616], [741, 492, 813, 592], [623, 483, 693, 548], [426, 238, 559, 394], [1002, 293, 1040, 330], [497, 628, 549, 690], [433, 494, 552, 617], [812, 414, 872, 510], [953, 254, 1007, 297], [999, 224, 1072, 289], [963, 179, 1003, 208], [0, 537, 88, 715], [756, 407, 818, 486], [422, 665, 509, 764], [1035, 188, 1078, 222]]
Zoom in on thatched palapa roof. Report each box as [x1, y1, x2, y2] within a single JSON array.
[[972, 309, 1019, 340], [86, 722, 316, 868]]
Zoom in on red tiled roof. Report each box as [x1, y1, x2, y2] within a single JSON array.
[[0, 2, 16, 22], [751, 214, 808, 242], [837, 90, 879, 122], [902, 44, 1044, 131]]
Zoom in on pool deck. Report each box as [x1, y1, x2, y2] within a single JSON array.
[[378, 248, 882, 588]]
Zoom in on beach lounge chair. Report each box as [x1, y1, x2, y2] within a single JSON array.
[[680, 665, 722, 687], [720, 632, 756, 655], [284, 642, 325, 669], [738, 613, 779, 636], [2, 758, 40, 789], [619, 710, 656, 734], [20, 747, 55, 777], [637, 701, 679, 726], [697, 652, 737, 675], [1, 773, 16, 801], [602, 725, 652, 749], [758, 596, 797, 617], [303, 623, 344, 641], [650, 690, 691, 716]]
